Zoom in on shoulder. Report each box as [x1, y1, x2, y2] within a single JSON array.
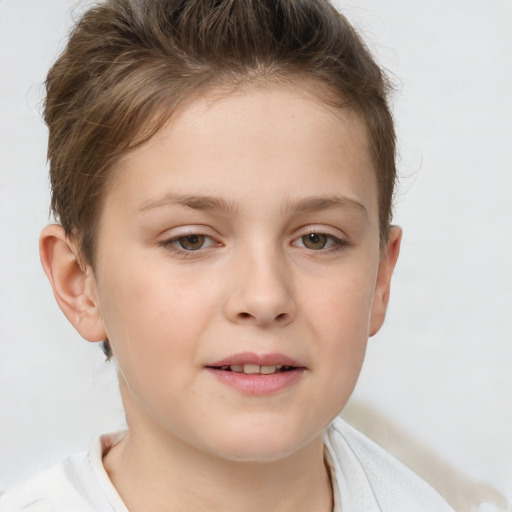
[[0, 432, 127, 512], [0, 453, 90, 512], [325, 417, 455, 511]]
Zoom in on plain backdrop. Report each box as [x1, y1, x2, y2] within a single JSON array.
[[1, 0, 511, 510]]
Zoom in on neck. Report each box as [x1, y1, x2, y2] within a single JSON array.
[[104, 421, 333, 512]]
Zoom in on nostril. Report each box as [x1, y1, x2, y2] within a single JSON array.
[[233, 311, 292, 324]]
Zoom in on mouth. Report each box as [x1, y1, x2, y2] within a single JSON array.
[[206, 352, 305, 374], [207, 364, 298, 375], [205, 352, 306, 394]]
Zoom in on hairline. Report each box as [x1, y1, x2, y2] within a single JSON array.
[[77, 75, 384, 269]]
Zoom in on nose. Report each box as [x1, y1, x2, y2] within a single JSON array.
[[223, 245, 297, 328]]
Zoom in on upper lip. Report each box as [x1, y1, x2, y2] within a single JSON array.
[[207, 352, 304, 368]]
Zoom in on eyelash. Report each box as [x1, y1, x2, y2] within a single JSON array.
[[158, 230, 349, 257], [292, 231, 349, 253], [158, 232, 220, 259]]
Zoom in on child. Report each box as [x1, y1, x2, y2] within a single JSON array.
[[0, 0, 455, 510]]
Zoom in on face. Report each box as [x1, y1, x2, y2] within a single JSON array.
[[89, 85, 396, 462]]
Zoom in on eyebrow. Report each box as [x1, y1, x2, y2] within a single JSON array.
[[283, 195, 368, 218], [139, 193, 240, 214], [138, 192, 367, 218]]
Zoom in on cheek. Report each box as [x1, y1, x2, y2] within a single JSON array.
[[301, 266, 376, 398], [306, 266, 376, 342], [97, 255, 221, 373], [98, 267, 221, 425]]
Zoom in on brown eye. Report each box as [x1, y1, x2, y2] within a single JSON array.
[[301, 233, 328, 250], [178, 234, 206, 251]]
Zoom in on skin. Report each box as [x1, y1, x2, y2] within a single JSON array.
[[40, 84, 401, 512]]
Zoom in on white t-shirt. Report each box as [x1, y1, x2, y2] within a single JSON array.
[[0, 417, 454, 511]]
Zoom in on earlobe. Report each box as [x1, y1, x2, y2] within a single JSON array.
[[39, 224, 107, 342], [369, 226, 402, 337]]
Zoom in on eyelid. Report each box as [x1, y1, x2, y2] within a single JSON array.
[[158, 226, 222, 252], [294, 224, 347, 239], [290, 225, 349, 250], [157, 225, 349, 255], [159, 225, 217, 239]]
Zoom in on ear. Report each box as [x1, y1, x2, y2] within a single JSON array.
[[369, 226, 402, 337], [39, 224, 107, 342]]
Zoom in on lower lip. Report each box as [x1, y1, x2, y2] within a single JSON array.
[[206, 368, 305, 395]]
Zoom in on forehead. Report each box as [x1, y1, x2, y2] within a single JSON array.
[[109, 84, 378, 222]]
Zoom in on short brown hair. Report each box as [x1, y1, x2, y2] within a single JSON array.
[[45, 0, 396, 267]]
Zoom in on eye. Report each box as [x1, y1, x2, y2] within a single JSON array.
[[292, 231, 347, 251], [301, 233, 329, 250], [177, 234, 207, 251], [160, 232, 219, 252]]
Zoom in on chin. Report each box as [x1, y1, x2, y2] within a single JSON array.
[[201, 420, 321, 463], [213, 442, 302, 463]]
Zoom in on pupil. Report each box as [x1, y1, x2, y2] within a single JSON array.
[[303, 233, 327, 249], [179, 235, 204, 250]]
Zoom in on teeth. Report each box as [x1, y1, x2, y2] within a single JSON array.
[[224, 364, 290, 374], [243, 364, 260, 374], [226, 364, 280, 374]]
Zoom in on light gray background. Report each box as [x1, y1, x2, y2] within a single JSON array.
[[1, 1, 511, 509]]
